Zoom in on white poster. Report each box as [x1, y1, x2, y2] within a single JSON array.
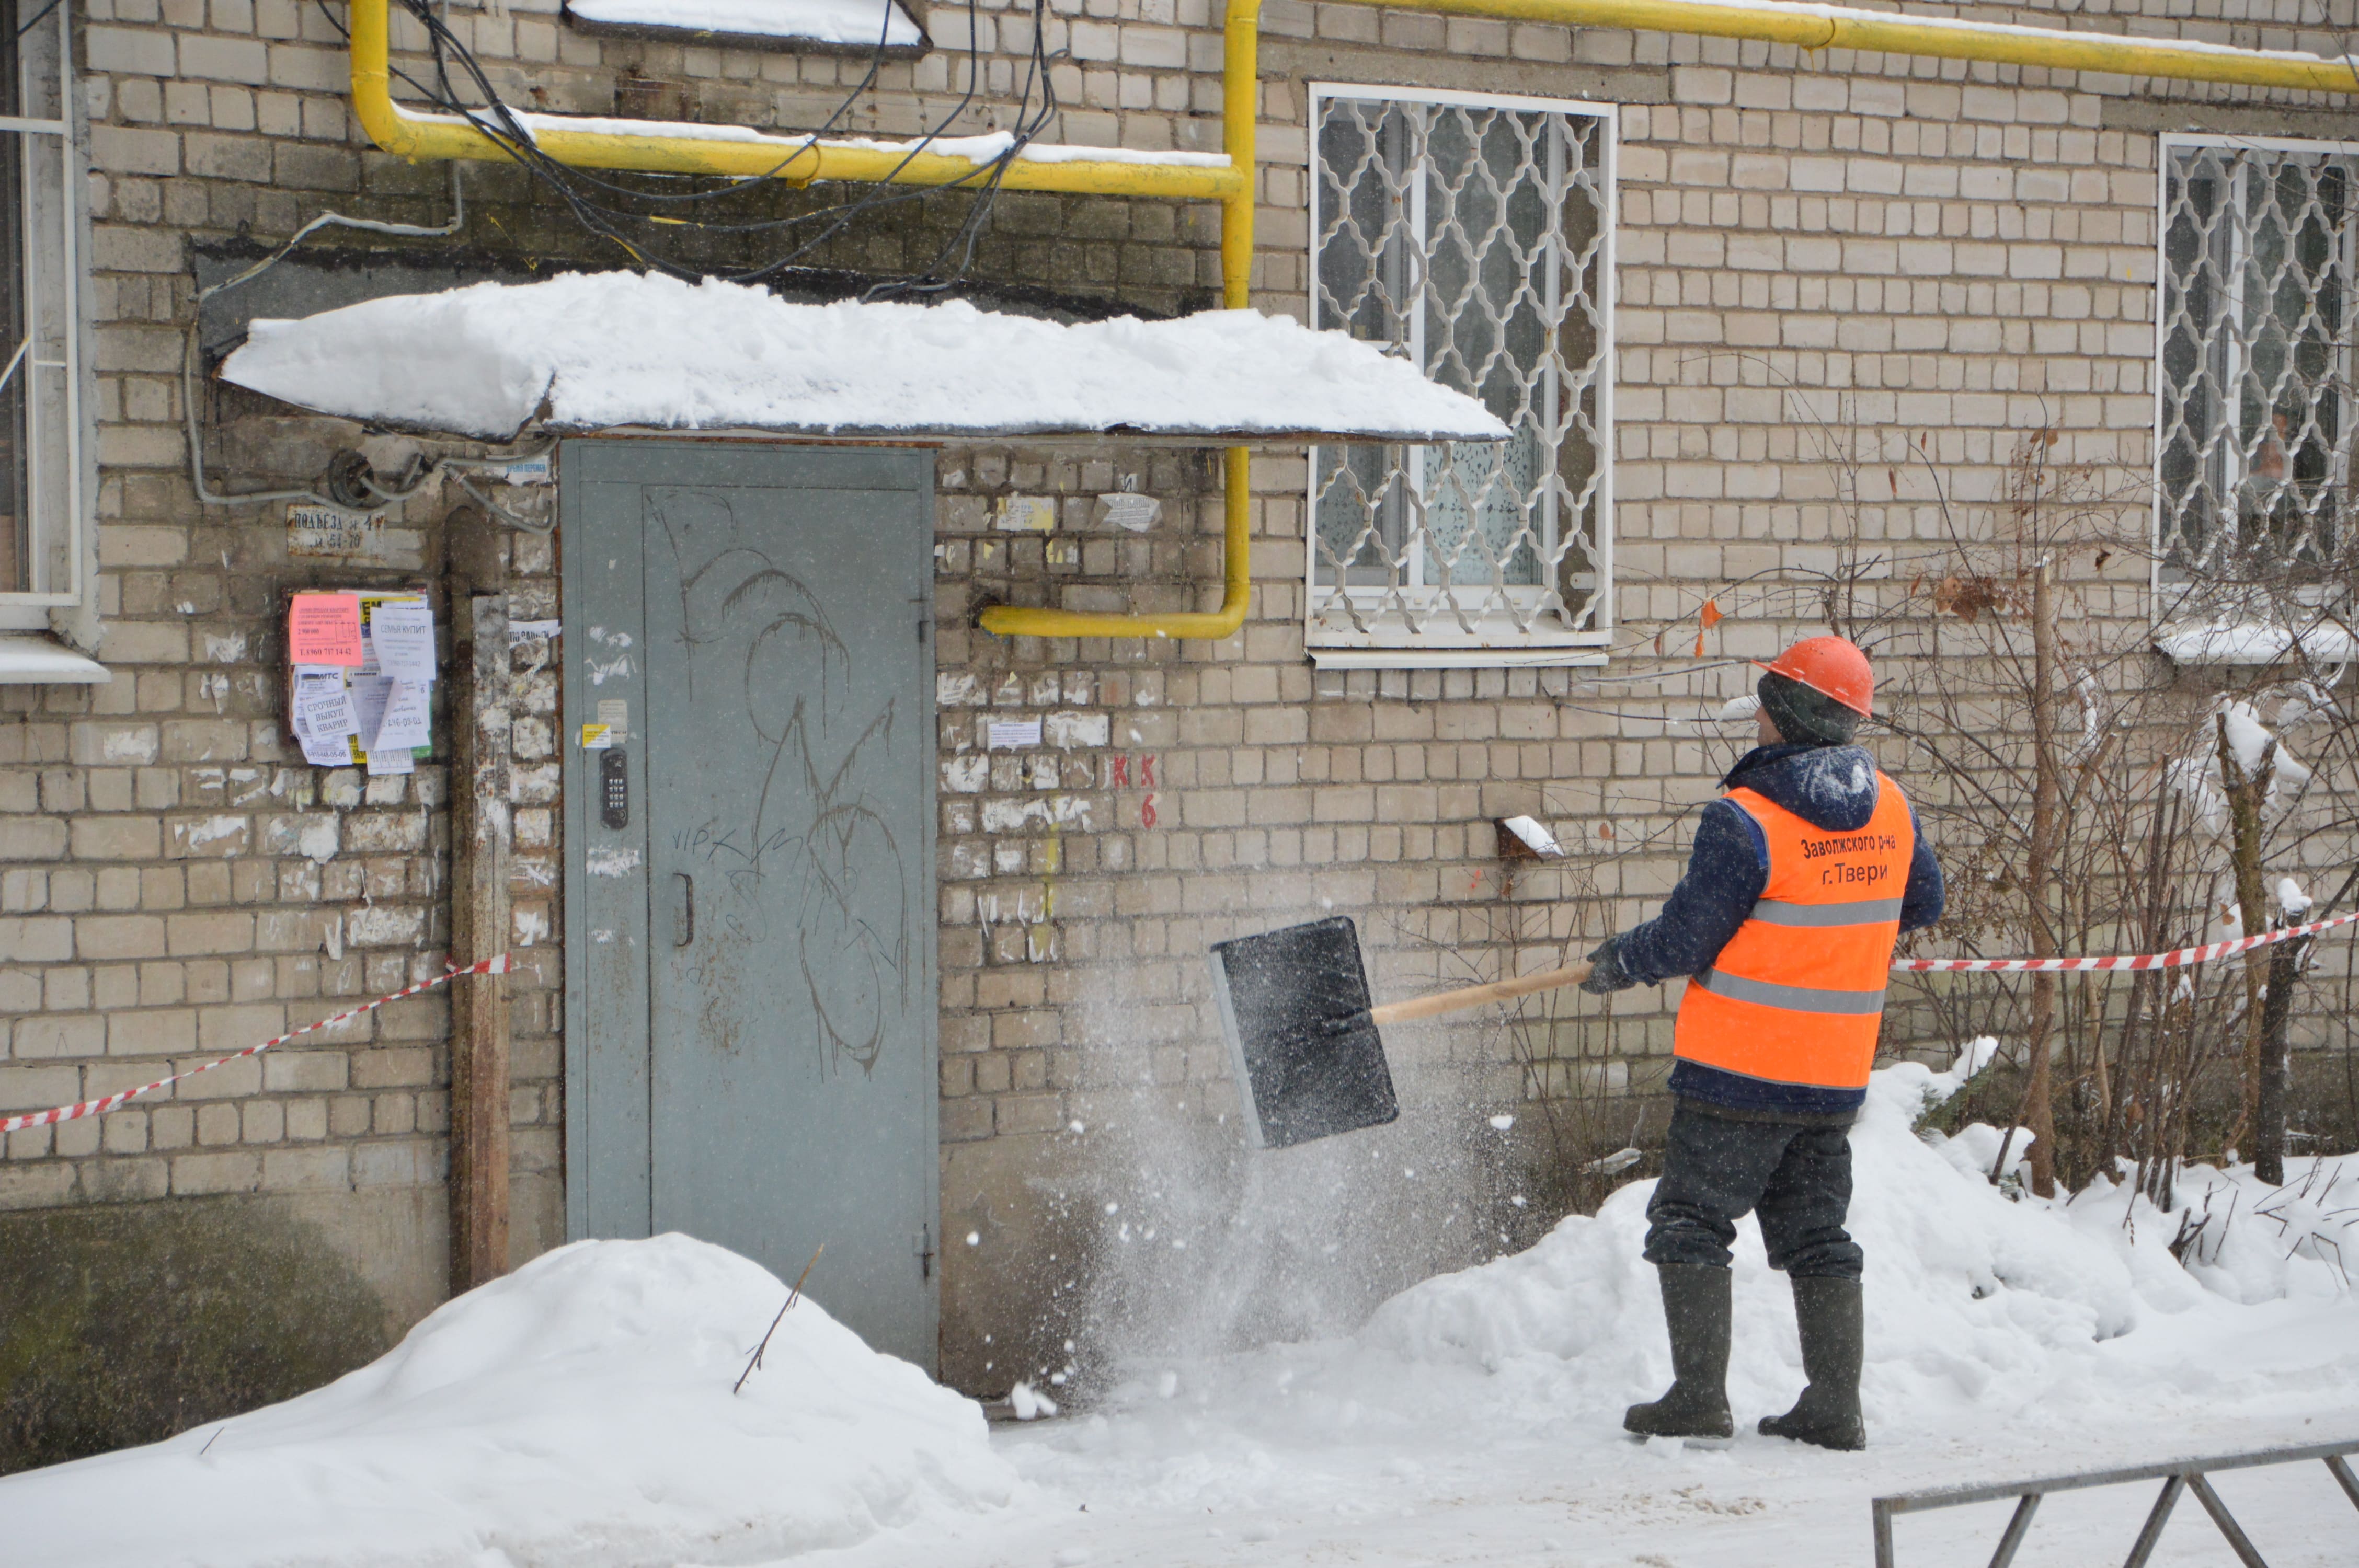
[[293, 667, 358, 766], [373, 679, 432, 752], [368, 602, 438, 685], [349, 675, 394, 751], [364, 742, 416, 777]]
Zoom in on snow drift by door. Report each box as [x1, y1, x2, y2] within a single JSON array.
[[563, 441, 940, 1368]]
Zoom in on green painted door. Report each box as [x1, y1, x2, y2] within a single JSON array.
[[564, 439, 938, 1367]]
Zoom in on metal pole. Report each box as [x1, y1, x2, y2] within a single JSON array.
[[2185, 1473, 2271, 1568], [2326, 1454, 2359, 1512], [1987, 1494, 2042, 1568], [2121, 1475, 2184, 1568]]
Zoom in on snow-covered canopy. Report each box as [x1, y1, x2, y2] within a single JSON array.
[[566, 0, 924, 49], [219, 272, 1514, 445]]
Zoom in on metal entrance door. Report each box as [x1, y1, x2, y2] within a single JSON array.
[[563, 440, 937, 1367]]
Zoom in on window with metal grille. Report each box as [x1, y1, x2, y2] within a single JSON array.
[[2159, 137, 2359, 583], [0, 0, 79, 612], [1307, 85, 1613, 666]]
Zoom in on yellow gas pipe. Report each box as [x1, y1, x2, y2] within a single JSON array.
[[347, 0, 1246, 197], [347, 0, 2359, 642]]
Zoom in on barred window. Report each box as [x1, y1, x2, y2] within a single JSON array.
[[1307, 85, 1613, 667], [0, 0, 81, 611], [2159, 137, 2358, 580]]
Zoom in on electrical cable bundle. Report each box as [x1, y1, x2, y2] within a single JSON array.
[[316, 0, 1062, 294]]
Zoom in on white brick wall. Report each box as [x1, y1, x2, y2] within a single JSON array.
[[8, 0, 2349, 1367]]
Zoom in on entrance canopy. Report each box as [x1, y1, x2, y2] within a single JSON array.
[[217, 271, 1513, 446]]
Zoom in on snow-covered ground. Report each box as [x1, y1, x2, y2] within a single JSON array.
[[0, 1235, 1015, 1567], [5, 1050, 2354, 1567], [841, 1054, 2359, 1568]]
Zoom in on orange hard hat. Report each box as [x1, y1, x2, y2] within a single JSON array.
[[1755, 636, 1873, 717]]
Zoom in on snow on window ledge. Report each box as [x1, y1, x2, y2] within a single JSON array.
[[563, 0, 927, 53], [0, 633, 108, 684], [2154, 617, 2358, 667]]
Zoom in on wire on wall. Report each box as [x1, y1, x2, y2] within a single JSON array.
[[350, 0, 1062, 292], [192, 0, 1067, 510], [185, 165, 555, 519]]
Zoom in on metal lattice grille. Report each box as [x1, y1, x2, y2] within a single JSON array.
[[2160, 141, 2359, 576], [1307, 88, 1612, 653]]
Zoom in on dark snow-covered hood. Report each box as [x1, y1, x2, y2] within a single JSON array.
[[1722, 743, 1884, 832]]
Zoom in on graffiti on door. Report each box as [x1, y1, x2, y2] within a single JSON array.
[[656, 489, 914, 1078]]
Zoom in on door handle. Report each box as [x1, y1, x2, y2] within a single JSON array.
[[673, 872, 695, 947]]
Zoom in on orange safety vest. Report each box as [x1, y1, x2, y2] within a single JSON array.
[[1672, 771, 1916, 1091]]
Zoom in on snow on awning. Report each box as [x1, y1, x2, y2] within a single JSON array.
[[565, 0, 924, 50], [217, 273, 1513, 446]]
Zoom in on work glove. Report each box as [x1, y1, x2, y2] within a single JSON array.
[[1579, 936, 1637, 995]]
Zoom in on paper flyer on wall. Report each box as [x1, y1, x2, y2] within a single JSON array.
[[349, 675, 393, 750], [367, 602, 437, 685], [292, 666, 359, 767], [373, 681, 432, 752], [287, 593, 363, 666], [284, 591, 440, 769]]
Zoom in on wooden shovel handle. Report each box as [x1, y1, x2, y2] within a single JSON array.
[[1367, 960, 1594, 1025]]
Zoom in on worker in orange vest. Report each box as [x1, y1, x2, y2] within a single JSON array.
[[1579, 636, 1943, 1449]]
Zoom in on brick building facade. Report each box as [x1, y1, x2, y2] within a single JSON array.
[[3, 0, 2354, 1429]]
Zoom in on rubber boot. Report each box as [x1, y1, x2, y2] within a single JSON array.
[[1623, 1264, 1734, 1439], [1758, 1275, 1865, 1450]]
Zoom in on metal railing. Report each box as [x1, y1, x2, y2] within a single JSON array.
[[1873, 1437, 2359, 1568]]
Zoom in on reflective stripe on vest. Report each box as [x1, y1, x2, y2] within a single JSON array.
[[1672, 771, 1916, 1090], [1691, 969, 1888, 1014], [1746, 897, 1905, 928]]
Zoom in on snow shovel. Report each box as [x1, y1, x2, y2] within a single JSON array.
[[1207, 915, 1590, 1149]]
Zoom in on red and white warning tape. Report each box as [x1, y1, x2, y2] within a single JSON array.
[[1894, 910, 2359, 974], [0, 953, 513, 1135], [11, 918, 2357, 1133]]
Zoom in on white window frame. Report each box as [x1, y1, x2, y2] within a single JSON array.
[[1304, 82, 1616, 670], [2152, 132, 2359, 610], [0, 0, 86, 628]]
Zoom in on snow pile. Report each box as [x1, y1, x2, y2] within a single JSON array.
[[963, 1040, 2358, 1568], [2145, 1156, 2359, 1303], [567, 0, 925, 49], [220, 273, 1513, 444], [1349, 1045, 2336, 1435], [0, 1235, 1015, 1568]]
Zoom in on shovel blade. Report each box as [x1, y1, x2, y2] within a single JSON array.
[[1208, 915, 1400, 1149]]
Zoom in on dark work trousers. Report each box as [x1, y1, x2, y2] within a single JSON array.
[[1643, 1099, 1865, 1279]]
